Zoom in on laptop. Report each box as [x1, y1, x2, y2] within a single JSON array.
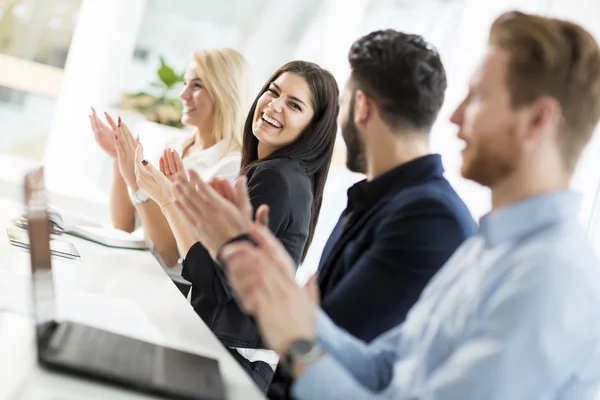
[[25, 168, 226, 400]]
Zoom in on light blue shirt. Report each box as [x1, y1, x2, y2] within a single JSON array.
[[293, 191, 600, 399]]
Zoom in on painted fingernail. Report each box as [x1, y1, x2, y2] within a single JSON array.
[[142, 160, 148, 166], [118, 117, 121, 127]]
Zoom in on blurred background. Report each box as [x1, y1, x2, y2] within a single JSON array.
[[1, 0, 599, 279]]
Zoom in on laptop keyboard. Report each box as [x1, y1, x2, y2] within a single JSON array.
[[66, 324, 157, 383]]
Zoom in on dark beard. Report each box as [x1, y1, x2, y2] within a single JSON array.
[[342, 108, 367, 174]]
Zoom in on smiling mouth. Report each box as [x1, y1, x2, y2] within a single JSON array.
[[261, 112, 283, 129], [184, 107, 196, 113]]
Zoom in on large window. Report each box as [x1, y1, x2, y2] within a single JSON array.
[[0, 0, 81, 160]]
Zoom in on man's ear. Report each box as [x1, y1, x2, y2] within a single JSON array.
[[354, 90, 370, 124], [526, 96, 562, 143]]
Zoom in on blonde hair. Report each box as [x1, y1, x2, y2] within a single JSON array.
[[191, 48, 253, 155], [489, 11, 600, 171]]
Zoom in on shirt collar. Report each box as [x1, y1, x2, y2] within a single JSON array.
[[346, 154, 445, 212], [479, 190, 580, 248], [182, 138, 236, 167]]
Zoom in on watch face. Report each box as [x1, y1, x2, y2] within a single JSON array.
[[283, 338, 320, 376], [290, 339, 316, 356], [136, 189, 149, 202]]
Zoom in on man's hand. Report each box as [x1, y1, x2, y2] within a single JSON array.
[[209, 177, 270, 227], [220, 225, 317, 355], [173, 171, 253, 257]]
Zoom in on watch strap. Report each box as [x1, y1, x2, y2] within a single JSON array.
[[216, 233, 257, 265]]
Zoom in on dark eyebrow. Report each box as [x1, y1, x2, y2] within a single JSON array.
[[271, 83, 307, 108]]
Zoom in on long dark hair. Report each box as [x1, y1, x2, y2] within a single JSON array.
[[240, 61, 339, 260]]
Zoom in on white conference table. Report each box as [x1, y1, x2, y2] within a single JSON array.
[[0, 193, 265, 400]]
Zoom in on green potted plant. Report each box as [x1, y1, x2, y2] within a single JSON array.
[[120, 56, 185, 128]]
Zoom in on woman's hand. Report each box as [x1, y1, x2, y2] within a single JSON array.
[[89, 108, 118, 158], [159, 149, 186, 183], [114, 119, 139, 189], [135, 144, 175, 207]]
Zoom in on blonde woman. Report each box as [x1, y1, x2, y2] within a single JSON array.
[[90, 48, 253, 291]]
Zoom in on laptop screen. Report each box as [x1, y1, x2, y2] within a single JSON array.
[[24, 168, 57, 341]]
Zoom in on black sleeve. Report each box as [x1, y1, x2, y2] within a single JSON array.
[[321, 199, 470, 342], [247, 166, 291, 236], [182, 166, 291, 306]]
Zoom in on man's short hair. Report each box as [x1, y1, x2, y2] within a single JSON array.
[[490, 11, 600, 171], [348, 29, 447, 133]]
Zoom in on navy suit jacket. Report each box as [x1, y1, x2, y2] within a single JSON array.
[[317, 154, 476, 342]]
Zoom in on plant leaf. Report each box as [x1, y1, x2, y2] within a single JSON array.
[[158, 63, 178, 89]]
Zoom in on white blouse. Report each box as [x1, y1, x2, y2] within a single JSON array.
[[156, 135, 241, 183]]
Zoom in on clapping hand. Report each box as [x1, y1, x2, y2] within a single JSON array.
[[160, 149, 186, 183], [135, 144, 175, 207], [208, 177, 270, 227], [89, 108, 118, 158], [173, 172, 270, 258], [114, 119, 139, 189]]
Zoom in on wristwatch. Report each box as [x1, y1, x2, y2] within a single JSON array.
[[129, 188, 150, 205], [281, 338, 322, 376], [216, 233, 258, 265]]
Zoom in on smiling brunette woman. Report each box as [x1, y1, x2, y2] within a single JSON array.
[[188, 61, 338, 390], [144, 60, 340, 390]]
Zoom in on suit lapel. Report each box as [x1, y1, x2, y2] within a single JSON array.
[[317, 201, 387, 286], [317, 217, 345, 270]]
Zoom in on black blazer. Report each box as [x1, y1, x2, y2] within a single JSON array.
[[267, 154, 476, 399], [182, 157, 312, 348]]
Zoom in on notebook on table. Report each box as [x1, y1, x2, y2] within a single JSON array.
[[13, 210, 147, 250], [6, 227, 80, 260]]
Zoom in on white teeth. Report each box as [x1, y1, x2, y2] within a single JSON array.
[[262, 113, 282, 128]]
